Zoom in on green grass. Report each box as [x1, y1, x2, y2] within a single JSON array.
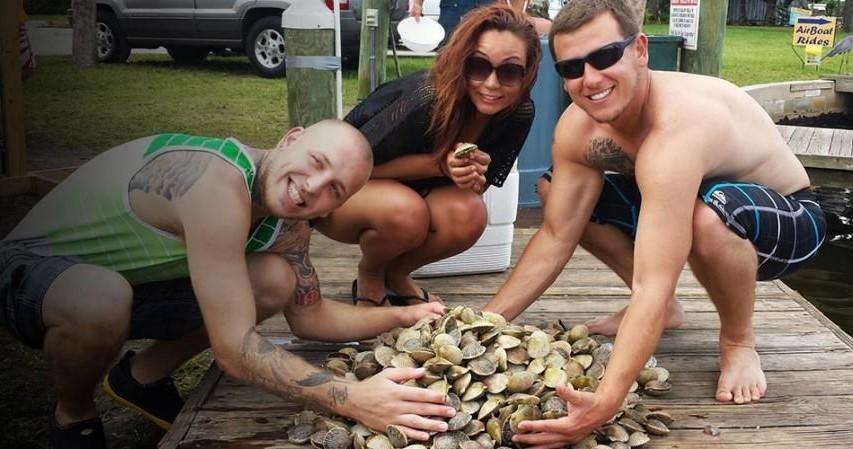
[[642, 24, 852, 85], [23, 25, 853, 155], [24, 54, 432, 153]]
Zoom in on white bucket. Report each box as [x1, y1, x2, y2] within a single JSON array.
[[412, 166, 518, 277], [397, 17, 445, 53]]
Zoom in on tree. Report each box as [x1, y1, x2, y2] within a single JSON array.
[[72, 0, 97, 67], [844, 0, 853, 32]]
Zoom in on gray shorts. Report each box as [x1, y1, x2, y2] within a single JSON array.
[[1, 242, 204, 349]]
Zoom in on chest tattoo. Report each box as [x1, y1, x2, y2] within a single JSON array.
[[585, 137, 635, 174]]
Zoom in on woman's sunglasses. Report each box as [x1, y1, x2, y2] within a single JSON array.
[[553, 34, 637, 80], [464, 56, 526, 87]]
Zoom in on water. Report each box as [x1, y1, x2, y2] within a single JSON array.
[[783, 185, 853, 336]]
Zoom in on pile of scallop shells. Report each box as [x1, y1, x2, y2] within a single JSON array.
[[285, 306, 674, 449]]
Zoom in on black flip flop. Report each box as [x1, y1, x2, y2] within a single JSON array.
[[351, 279, 389, 307], [385, 288, 431, 307]]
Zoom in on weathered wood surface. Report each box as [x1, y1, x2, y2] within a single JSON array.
[[160, 229, 853, 449], [778, 124, 853, 171]]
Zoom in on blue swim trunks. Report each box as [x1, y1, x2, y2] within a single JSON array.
[[540, 170, 826, 281]]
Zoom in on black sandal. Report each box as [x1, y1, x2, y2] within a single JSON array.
[[385, 288, 431, 306], [351, 279, 389, 306]]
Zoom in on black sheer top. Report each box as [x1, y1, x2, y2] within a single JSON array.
[[344, 71, 535, 188]]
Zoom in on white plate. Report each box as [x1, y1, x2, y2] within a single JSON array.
[[397, 16, 445, 53]]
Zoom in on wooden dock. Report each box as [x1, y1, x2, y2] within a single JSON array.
[[159, 228, 853, 449], [780, 124, 853, 172]]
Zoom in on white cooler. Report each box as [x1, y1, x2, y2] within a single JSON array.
[[412, 166, 518, 277]]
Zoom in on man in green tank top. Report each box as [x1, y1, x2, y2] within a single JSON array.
[[1, 120, 451, 449]]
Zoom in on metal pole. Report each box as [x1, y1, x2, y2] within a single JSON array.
[[333, 0, 343, 118]]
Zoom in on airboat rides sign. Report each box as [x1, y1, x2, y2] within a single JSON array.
[[792, 16, 837, 48]]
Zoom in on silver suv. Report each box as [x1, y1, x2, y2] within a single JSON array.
[[91, 0, 406, 77]]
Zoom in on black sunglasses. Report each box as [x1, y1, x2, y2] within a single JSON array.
[[464, 56, 526, 87], [553, 34, 637, 79]]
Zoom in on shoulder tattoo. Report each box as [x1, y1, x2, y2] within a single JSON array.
[[129, 151, 213, 200], [585, 137, 635, 174]]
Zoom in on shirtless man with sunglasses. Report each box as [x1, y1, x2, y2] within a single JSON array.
[[483, 0, 826, 446]]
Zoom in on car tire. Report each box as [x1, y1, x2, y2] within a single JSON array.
[[166, 46, 210, 64], [96, 10, 130, 63], [245, 16, 287, 78]]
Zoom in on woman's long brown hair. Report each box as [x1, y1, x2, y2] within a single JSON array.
[[427, 4, 541, 156]]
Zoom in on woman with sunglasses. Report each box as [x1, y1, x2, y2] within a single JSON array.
[[314, 4, 540, 306]]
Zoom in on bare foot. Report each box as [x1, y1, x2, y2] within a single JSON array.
[[716, 343, 766, 404], [585, 299, 685, 336], [386, 274, 443, 305], [354, 267, 388, 307]]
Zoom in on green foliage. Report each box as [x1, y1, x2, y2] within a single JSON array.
[[825, 0, 842, 17]]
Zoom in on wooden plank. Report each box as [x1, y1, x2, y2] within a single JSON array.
[[805, 128, 834, 155], [0, 174, 32, 196], [173, 408, 853, 449], [158, 362, 222, 449], [787, 126, 816, 156], [163, 227, 853, 448], [774, 280, 853, 350], [0, 0, 27, 177], [776, 124, 796, 143], [834, 128, 853, 158]]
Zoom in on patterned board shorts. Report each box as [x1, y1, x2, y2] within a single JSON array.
[[540, 170, 827, 281], [0, 242, 204, 349]]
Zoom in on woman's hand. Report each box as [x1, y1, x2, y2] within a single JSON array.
[[345, 368, 456, 440], [443, 148, 491, 193], [399, 302, 447, 327]]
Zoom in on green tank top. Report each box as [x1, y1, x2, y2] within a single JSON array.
[[7, 133, 283, 285]]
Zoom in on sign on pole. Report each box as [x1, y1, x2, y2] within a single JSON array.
[[804, 44, 823, 66], [669, 0, 700, 50], [792, 16, 837, 47]]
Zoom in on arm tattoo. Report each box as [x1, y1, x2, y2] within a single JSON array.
[[585, 137, 635, 174], [297, 371, 333, 387], [129, 151, 214, 200], [269, 220, 321, 305], [240, 328, 350, 413], [328, 385, 349, 406]]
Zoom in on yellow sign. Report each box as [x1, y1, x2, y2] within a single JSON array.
[[792, 16, 837, 47], [804, 45, 822, 66]]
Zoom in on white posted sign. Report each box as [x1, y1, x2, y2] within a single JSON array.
[[669, 0, 700, 50]]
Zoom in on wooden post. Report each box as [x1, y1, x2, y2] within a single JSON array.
[[72, 0, 97, 67], [679, 0, 729, 77], [357, 0, 390, 99], [1, 0, 27, 177], [283, 0, 337, 128]]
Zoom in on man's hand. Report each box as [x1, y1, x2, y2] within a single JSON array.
[[347, 368, 456, 440], [513, 385, 617, 449], [399, 302, 447, 327], [409, 1, 423, 21], [444, 148, 490, 193]]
